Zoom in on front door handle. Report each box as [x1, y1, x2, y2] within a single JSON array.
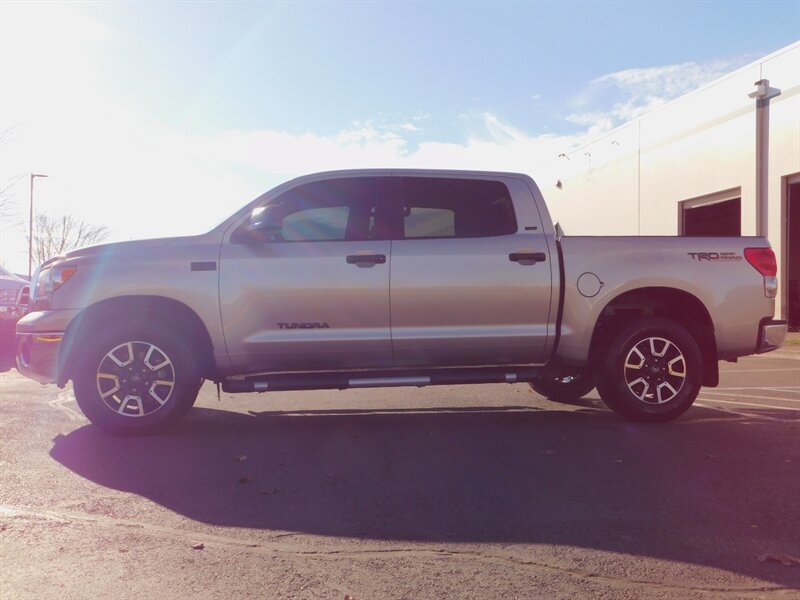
[[509, 251, 546, 263], [346, 253, 386, 265]]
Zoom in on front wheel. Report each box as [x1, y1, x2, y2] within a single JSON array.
[[73, 324, 202, 435], [594, 317, 703, 422]]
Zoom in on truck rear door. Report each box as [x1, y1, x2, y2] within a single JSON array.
[[389, 175, 554, 367]]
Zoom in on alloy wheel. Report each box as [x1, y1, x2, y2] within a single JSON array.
[[95, 341, 176, 417], [623, 336, 686, 404]]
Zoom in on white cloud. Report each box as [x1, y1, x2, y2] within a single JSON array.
[[0, 0, 593, 273], [564, 111, 615, 136], [566, 57, 753, 132], [0, 93, 591, 272], [204, 113, 590, 180], [0, 3, 753, 274]]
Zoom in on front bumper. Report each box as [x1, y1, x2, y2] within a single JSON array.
[[15, 309, 81, 384], [16, 332, 63, 384], [756, 319, 788, 354], [0, 305, 26, 321]]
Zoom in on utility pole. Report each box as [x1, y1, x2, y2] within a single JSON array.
[[28, 173, 48, 278]]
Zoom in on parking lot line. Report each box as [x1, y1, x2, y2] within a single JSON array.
[[714, 386, 800, 391], [718, 368, 800, 373], [700, 389, 800, 403], [696, 397, 800, 411]]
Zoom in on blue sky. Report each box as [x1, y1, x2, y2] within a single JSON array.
[[1, 1, 799, 272], [93, 1, 798, 139]]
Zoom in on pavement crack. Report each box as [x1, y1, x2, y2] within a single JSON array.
[[0, 504, 795, 597]]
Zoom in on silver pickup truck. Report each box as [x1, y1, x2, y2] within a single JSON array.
[[16, 170, 788, 434]]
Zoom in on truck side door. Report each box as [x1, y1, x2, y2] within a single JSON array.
[[219, 177, 395, 373], [389, 175, 553, 367]]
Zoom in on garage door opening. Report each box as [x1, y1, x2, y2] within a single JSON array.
[[681, 197, 741, 237], [787, 180, 800, 331]]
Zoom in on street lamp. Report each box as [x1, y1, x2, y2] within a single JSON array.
[[29, 173, 48, 278]]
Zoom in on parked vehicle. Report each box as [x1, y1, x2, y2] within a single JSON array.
[[1, 266, 30, 352], [16, 170, 787, 434]]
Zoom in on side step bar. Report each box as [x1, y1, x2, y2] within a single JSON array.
[[221, 366, 542, 394]]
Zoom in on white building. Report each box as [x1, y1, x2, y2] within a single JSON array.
[[536, 42, 800, 330]]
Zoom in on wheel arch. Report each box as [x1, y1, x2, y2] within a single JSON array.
[[58, 295, 216, 385], [588, 287, 718, 387]]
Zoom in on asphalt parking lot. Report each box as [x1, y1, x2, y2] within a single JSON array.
[[0, 347, 798, 599]]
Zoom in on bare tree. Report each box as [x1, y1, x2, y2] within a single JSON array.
[[0, 124, 21, 223], [0, 183, 14, 222], [28, 212, 110, 267]]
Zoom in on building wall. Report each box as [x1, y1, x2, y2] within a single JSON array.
[[536, 42, 800, 318]]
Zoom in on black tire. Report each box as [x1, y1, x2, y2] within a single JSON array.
[[593, 317, 703, 422], [529, 371, 595, 402], [72, 323, 202, 435]]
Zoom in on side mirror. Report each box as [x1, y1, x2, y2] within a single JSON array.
[[249, 204, 285, 232]]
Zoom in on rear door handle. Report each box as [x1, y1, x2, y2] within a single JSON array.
[[509, 251, 546, 263], [346, 253, 386, 265]]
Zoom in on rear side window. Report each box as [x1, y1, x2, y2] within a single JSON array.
[[404, 207, 455, 238], [400, 177, 516, 239]]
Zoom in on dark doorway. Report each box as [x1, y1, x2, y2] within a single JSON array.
[[682, 198, 741, 236], [787, 182, 800, 331]]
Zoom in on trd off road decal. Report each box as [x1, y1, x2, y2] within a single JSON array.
[[278, 322, 331, 329], [687, 252, 743, 262]]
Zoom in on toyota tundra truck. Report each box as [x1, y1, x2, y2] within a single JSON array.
[[15, 170, 788, 434]]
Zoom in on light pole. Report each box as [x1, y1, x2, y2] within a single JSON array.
[[29, 173, 48, 278]]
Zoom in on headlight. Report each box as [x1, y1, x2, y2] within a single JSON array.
[[34, 264, 78, 299], [0, 288, 18, 304]]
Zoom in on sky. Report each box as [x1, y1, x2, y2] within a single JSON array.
[[1, 0, 799, 273]]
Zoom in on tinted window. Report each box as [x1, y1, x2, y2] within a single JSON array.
[[404, 207, 455, 238], [401, 178, 516, 239], [281, 206, 350, 241], [240, 177, 392, 243]]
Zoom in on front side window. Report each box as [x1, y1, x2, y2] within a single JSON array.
[[280, 206, 351, 241], [239, 177, 393, 243], [400, 177, 516, 239]]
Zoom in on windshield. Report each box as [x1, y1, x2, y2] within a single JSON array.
[[0, 265, 14, 277]]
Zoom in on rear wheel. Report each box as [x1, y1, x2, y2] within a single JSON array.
[[529, 371, 595, 402], [594, 317, 703, 422], [73, 323, 201, 435]]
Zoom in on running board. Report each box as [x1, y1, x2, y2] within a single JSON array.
[[221, 367, 542, 394]]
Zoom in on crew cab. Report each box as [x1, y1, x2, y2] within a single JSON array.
[[16, 170, 788, 434]]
